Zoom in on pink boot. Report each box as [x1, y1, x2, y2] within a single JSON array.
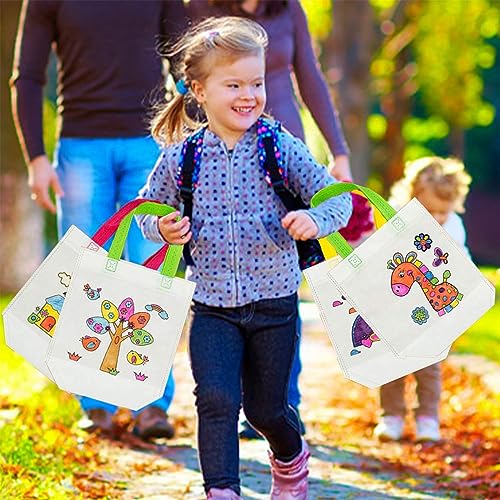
[[207, 488, 241, 499], [269, 439, 310, 499]]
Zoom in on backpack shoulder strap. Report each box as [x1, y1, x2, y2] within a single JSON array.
[[176, 128, 205, 266], [257, 117, 324, 269], [257, 117, 307, 211]]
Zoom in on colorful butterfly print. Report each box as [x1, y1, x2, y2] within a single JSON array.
[[432, 247, 449, 267]]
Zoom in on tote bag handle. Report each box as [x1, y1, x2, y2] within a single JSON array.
[[311, 182, 397, 259], [91, 198, 156, 246], [90, 198, 170, 271], [108, 201, 182, 278]]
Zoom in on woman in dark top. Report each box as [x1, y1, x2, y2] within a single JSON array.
[[187, 0, 352, 439]]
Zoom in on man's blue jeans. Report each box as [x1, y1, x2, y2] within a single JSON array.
[[190, 294, 302, 495], [54, 136, 175, 414], [288, 315, 302, 410]]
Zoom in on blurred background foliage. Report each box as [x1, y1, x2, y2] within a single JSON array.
[[1, 0, 499, 294], [302, 0, 500, 191], [303, 0, 500, 265]]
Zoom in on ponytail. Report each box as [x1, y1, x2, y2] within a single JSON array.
[[152, 16, 268, 144], [151, 93, 201, 145]]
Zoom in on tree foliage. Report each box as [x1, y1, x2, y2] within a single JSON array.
[[301, 0, 332, 40], [412, 0, 498, 130], [304, 0, 499, 188]]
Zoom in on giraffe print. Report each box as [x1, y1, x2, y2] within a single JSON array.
[[387, 251, 463, 316]]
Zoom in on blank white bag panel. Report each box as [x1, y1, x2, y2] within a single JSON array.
[[304, 257, 449, 388], [2, 226, 104, 380]]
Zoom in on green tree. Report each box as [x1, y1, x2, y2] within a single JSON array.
[[412, 0, 498, 155], [303, 0, 498, 188], [320, 0, 381, 183]]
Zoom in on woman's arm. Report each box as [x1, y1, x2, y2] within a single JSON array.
[[289, 0, 350, 173]]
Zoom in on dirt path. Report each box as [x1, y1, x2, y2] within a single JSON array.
[[97, 345, 451, 499], [84, 300, 500, 499]]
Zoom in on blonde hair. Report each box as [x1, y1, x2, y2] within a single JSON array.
[[151, 16, 268, 145], [389, 156, 472, 213]]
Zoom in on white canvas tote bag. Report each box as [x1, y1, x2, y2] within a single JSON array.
[[2, 227, 106, 380], [45, 202, 195, 410], [303, 256, 449, 388], [1, 199, 158, 380], [311, 182, 495, 358]]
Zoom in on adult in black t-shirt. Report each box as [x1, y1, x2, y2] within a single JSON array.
[[11, 0, 187, 440]]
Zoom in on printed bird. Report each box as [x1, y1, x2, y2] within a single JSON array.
[[126, 350, 149, 366], [83, 283, 101, 300]]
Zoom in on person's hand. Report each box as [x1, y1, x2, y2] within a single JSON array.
[[328, 154, 352, 181], [281, 210, 319, 240], [158, 211, 192, 244], [28, 155, 64, 214]]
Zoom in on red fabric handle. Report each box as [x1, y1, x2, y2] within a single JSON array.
[[90, 198, 170, 270], [91, 198, 155, 246], [337, 179, 374, 242], [142, 244, 169, 269]]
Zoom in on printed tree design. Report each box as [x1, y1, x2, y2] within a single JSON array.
[[86, 297, 153, 375]]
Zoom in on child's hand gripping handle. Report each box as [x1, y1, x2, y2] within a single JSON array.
[[108, 201, 182, 278]]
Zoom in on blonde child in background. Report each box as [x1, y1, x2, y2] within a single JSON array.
[[374, 156, 472, 442], [137, 16, 352, 498]]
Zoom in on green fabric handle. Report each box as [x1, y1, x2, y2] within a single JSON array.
[[324, 232, 354, 259], [108, 201, 182, 278], [311, 182, 397, 259]]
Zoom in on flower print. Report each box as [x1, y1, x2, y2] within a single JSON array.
[[414, 233, 432, 252], [412, 306, 430, 325]]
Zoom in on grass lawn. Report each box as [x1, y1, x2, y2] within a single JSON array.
[[0, 296, 91, 499]]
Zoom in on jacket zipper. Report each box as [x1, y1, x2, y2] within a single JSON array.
[[224, 144, 239, 305]]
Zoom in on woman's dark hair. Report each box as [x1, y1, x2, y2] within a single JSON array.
[[209, 0, 288, 17]]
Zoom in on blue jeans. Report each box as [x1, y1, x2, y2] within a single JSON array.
[[190, 294, 302, 495], [54, 136, 175, 414], [288, 315, 302, 409]]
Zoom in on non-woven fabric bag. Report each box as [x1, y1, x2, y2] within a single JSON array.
[[45, 202, 195, 410], [311, 182, 495, 358], [2, 199, 160, 380], [303, 255, 449, 388]]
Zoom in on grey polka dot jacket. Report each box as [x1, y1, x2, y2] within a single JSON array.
[[138, 123, 352, 307]]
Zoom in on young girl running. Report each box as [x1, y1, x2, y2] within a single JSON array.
[[138, 17, 352, 498]]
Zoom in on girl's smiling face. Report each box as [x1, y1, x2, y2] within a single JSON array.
[[191, 51, 266, 148]]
